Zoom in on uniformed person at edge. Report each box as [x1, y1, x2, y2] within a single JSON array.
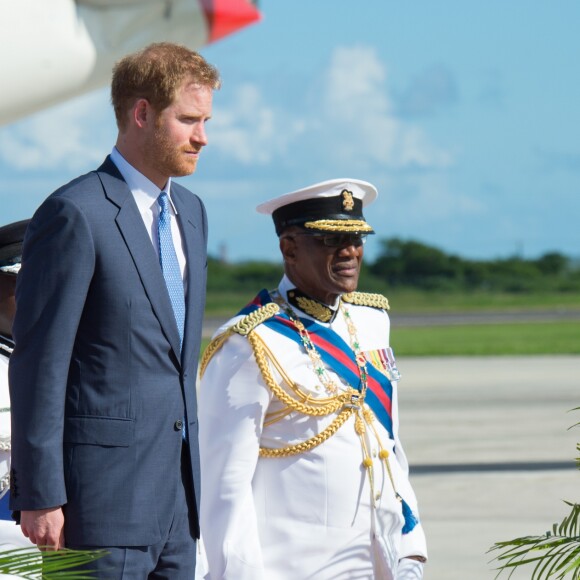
[[198, 179, 427, 579], [0, 219, 34, 549]]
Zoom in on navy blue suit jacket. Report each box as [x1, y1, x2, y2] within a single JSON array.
[[9, 157, 207, 546]]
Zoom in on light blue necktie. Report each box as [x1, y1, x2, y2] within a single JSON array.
[[157, 191, 185, 348], [158, 191, 187, 441]]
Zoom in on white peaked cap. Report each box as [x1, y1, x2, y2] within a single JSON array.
[[256, 178, 378, 236], [256, 178, 377, 215]]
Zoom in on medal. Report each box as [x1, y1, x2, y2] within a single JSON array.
[[365, 346, 401, 382]]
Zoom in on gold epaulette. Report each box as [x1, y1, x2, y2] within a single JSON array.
[[342, 292, 390, 311], [231, 302, 280, 335], [199, 303, 280, 378]]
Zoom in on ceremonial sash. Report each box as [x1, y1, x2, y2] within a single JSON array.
[[238, 290, 419, 534], [238, 290, 394, 437]]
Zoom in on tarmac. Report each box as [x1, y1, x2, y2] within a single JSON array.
[[201, 315, 579, 578], [398, 355, 580, 580]]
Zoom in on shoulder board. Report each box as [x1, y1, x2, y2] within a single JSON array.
[[200, 302, 280, 378], [342, 292, 390, 311], [231, 302, 280, 336]]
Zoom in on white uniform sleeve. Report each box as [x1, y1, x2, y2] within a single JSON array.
[[199, 332, 272, 580], [396, 557, 424, 579], [389, 325, 428, 561]]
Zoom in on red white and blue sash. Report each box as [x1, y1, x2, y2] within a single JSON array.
[[238, 289, 394, 437], [238, 289, 419, 534]]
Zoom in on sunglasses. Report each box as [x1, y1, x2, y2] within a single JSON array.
[[286, 233, 368, 248]]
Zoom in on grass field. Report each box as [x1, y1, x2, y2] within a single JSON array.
[[202, 291, 580, 357], [381, 289, 580, 312], [201, 321, 580, 357], [392, 321, 580, 356], [205, 289, 580, 316]]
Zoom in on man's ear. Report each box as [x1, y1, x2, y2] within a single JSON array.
[[280, 236, 297, 265], [133, 98, 151, 128]]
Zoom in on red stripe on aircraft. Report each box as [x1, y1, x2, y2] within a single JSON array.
[[201, 0, 261, 43]]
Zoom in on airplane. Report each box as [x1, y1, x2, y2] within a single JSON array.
[[0, 0, 261, 126]]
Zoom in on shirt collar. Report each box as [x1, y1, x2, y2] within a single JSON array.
[[110, 147, 177, 215], [278, 274, 340, 324], [279, 275, 340, 308]]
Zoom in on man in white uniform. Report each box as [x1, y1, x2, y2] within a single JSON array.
[[198, 179, 427, 579], [0, 220, 34, 553]]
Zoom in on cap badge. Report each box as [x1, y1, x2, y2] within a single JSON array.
[[342, 189, 354, 211]]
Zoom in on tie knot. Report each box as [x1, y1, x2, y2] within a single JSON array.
[[158, 191, 170, 214]]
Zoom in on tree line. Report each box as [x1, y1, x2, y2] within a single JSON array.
[[208, 238, 580, 294]]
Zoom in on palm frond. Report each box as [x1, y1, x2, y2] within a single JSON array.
[[0, 546, 107, 579], [567, 407, 580, 433], [489, 409, 579, 578], [489, 501, 580, 579]]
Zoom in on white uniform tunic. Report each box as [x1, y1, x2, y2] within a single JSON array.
[[0, 346, 11, 495], [199, 276, 427, 579], [0, 336, 35, 559]]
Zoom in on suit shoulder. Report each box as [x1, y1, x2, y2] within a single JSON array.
[[49, 170, 102, 202], [29, 171, 103, 227], [342, 291, 390, 311]]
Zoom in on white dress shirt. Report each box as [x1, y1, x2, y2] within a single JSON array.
[[110, 147, 187, 284]]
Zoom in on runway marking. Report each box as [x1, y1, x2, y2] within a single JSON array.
[[411, 460, 576, 475]]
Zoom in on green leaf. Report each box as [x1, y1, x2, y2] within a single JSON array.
[[0, 547, 107, 579]]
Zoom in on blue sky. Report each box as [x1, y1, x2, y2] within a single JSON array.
[[1, 0, 579, 263]]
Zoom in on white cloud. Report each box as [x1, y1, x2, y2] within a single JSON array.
[[210, 84, 305, 165], [208, 45, 453, 172], [0, 46, 452, 177], [0, 89, 113, 171], [409, 180, 485, 220], [320, 46, 453, 169], [397, 64, 458, 117], [323, 45, 390, 117]]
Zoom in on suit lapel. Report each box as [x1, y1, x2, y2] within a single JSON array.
[[95, 158, 182, 363], [172, 189, 205, 375]]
